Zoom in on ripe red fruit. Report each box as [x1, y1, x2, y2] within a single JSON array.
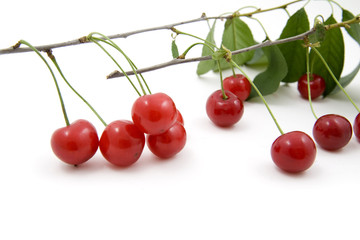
[[223, 74, 251, 101], [206, 89, 244, 127], [354, 113, 360, 142], [131, 92, 177, 135], [99, 120, 145, 167], [51, 119, 99, 165], [313, 114, 352, 151], [297, 73, 326, 100], [147, 122, 187, 159], [271, 131, 317, 173], [176, 109, 184, 125]]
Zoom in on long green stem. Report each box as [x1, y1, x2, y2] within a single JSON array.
[[231, 60, 284, 135], [312, 47, 360, 113], [305, 46, 318, 119], [19, 40, 70, 126], [248, 17, 271, 40], [89, 32, 148, 95], [180, 42, 215, 59], [48, 53, 107, 126], [172, 28, 219, 50], [88, 36, 142, 97], [90, 36, 151, 95], [217, 60, 228, 100]]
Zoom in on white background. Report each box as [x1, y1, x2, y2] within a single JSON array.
[[1, 0, 360, 239]]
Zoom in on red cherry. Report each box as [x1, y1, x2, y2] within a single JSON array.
[[354, 113, 360, 142], [51, 119, 99, 165], [297, 73, 326, 100], [99, 120, 145, 167], [223, 74, 251, 101], [206, 89, 244, 127], [313, 114, 352, 151], [147, 122, 187, 159], [271, 131, 317, 173], [131, 92, 177, 135]]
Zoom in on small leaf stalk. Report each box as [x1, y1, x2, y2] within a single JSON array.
[[17, 40, 70, 126]]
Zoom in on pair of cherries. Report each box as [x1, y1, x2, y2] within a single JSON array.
[[51, 93, 186, 167], [298, 73, 359, 151], [206, 74, 251, 127], [272, 74, 360, 173]]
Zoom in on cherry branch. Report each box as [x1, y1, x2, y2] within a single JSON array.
[[107, 29, 316, 78], [107, 16, 360, 79], [0, 0, 303, 55]]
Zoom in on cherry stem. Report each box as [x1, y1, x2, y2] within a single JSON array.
[[47, 51, 108, 126], [248, 16, 271, 40], [231, 65, 236, 77], [88, 35, 142, 97], [18, 40, 70, 126], [172, 28, 219, 50], [217, 60, 228, 100], [99, 38, 152, 95], [312, 47, 360, 113], [89, 32, 150, 95], [178, 42, 212, 59], [230, 59, 284, 135], [305, 46, 318, 119]]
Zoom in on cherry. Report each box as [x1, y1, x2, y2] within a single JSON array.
[[147, 122, 187, 159], [354, 113, 360, 142], [297, 73, 326, 100], [206, 90, 244, 127], [223, 74, 251, 101], [99, 120, 145, 167], [51, 119, 99, 165], [312, 114, 352, 151], [131, 92, 177, 135], [271, 131, 317, 173]]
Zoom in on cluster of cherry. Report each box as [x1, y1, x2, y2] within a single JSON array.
[[205, 73, 360, 173], [51, 93, 186, 167]]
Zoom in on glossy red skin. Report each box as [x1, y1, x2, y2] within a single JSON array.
[[51, 119, 99, 165], [131, 93, 177, 135], [176, 109, 184, 125], [313, 114, 352, 151], [99, 120, 145, 167], [223, 74, 251, 101], [271, 131, 317, 173], [354, 113, 360, 142], [206, 89, 244, 127], [297, 73, 326, 100], [147, 122, 187, 159]]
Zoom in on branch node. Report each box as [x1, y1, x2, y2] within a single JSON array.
[[177, 54, 185, 59], [12, 41, 21, 49], [78, 36, 89, 43], [46, 49, 55, 60]]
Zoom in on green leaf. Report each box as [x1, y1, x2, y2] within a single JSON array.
[[278, 8, 309, 83], [171, 40, 179, 59], [342, 9, 360, 45], [196, 21, 217, 75], [214, 17, 255, 71], [308, 21, 326, 44], [331, 60, 360, 94], [248, 45, 288, 98], [309, 15, 345, 96], [246, 47, 268, 66]]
